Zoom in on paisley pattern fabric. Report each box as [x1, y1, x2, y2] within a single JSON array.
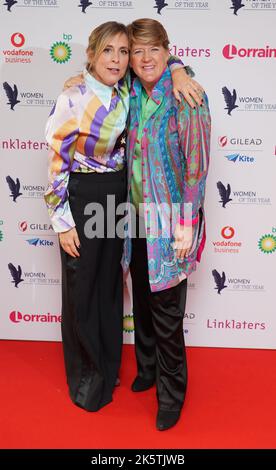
[[123, 67, 211, 292]]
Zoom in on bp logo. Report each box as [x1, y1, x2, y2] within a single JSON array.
[[123, 315, 134, 333], [0, 230, 3, 242], [50, 42, 71, 64], [258, 234, 276, 254]]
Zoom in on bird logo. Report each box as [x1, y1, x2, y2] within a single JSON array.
[[6, 176, 22, 202], [3, 82, 20, 110], [222, 86, 238, 115], [78, 0, 92, 13], [212, 269, 227, 295], [3, 0, 18, 12], [217, 181, 232, 208], [230, 0, 245, 16], [153, 0, 168, 15], [8, 263, 24, 288]]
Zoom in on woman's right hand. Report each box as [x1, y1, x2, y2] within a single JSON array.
[[63, 74, 84, 90], [59, 227, 80, 257]]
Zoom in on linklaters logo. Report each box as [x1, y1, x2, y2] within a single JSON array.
[[50, 41, 71, 64], [258, 234, 276, 254]]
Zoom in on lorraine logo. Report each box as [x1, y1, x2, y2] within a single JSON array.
[[230, 0, 244, 16], [222, 44, 276, 60], [78, 0, 93, 13], [212, 269, 227, 295], [222, 86, 238, 115], [3, 82, 20, 110], [217, 181, 232, 208], [8, 262, 23, 288], [221, 226, 235, 239], [153, 0, 168, 15], [6, 176, 22, 201], [10, 311, 22, 323], [11, 32, 25, 48], [50, 42, 71, 64], [123, 315, 134, 333], [3, 1, 18, 12], [258, 234, 276, 254]]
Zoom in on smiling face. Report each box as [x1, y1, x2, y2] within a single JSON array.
[[130, 42, 169, 92], [89, 32, 129, 87]]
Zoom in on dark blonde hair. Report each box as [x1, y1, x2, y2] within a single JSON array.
[[86, 21, 129, 71], [127, 18, 170, 50]]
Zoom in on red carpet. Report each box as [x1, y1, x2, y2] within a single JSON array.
[[0, 340, 275, 449]]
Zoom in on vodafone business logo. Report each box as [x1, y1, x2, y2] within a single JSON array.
[[11, 33, 25, 48], [221, 226, 235, 239]]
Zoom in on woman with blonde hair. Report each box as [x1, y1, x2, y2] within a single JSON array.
[[45, 21, 201, 412]]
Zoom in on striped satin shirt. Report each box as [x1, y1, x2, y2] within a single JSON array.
[[44, 70, 129, 233]]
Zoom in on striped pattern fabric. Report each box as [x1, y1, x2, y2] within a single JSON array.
[[44, 71, 129, 233]]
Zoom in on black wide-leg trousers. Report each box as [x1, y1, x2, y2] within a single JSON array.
[[60, 168, 126, 411], [130, 226, 188, 411]]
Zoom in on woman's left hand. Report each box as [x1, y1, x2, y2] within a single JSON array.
[[173, 223, 193, 261], [171, 68, 204, 107]]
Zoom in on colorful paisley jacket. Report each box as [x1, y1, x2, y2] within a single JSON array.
[[122, 67, 211, 292]]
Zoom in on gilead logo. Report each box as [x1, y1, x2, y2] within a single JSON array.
[[19, 221, 27, 232], [219, 136, 228, 147], [223, 44, 276, 60], [9, 311, 61, 323], [11, 33, 25, 48]]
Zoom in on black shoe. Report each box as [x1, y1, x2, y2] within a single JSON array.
[[131, 376, 155, 392], [156, 409, 181, 431]]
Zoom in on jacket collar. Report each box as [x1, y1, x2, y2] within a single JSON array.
[[130, 66, 171, 105]]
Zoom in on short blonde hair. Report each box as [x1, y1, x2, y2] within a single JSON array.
[[86, 21, 128, 71], [127, 18, 169, 50]]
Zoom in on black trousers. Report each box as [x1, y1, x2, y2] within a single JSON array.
[[60, 168, 126, 411], [130, 223, 188, 411]]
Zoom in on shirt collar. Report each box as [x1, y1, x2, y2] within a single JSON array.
[[83, 68, 119, 110]]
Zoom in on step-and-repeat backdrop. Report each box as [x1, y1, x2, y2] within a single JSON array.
[[1, 1, 275, 348]]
